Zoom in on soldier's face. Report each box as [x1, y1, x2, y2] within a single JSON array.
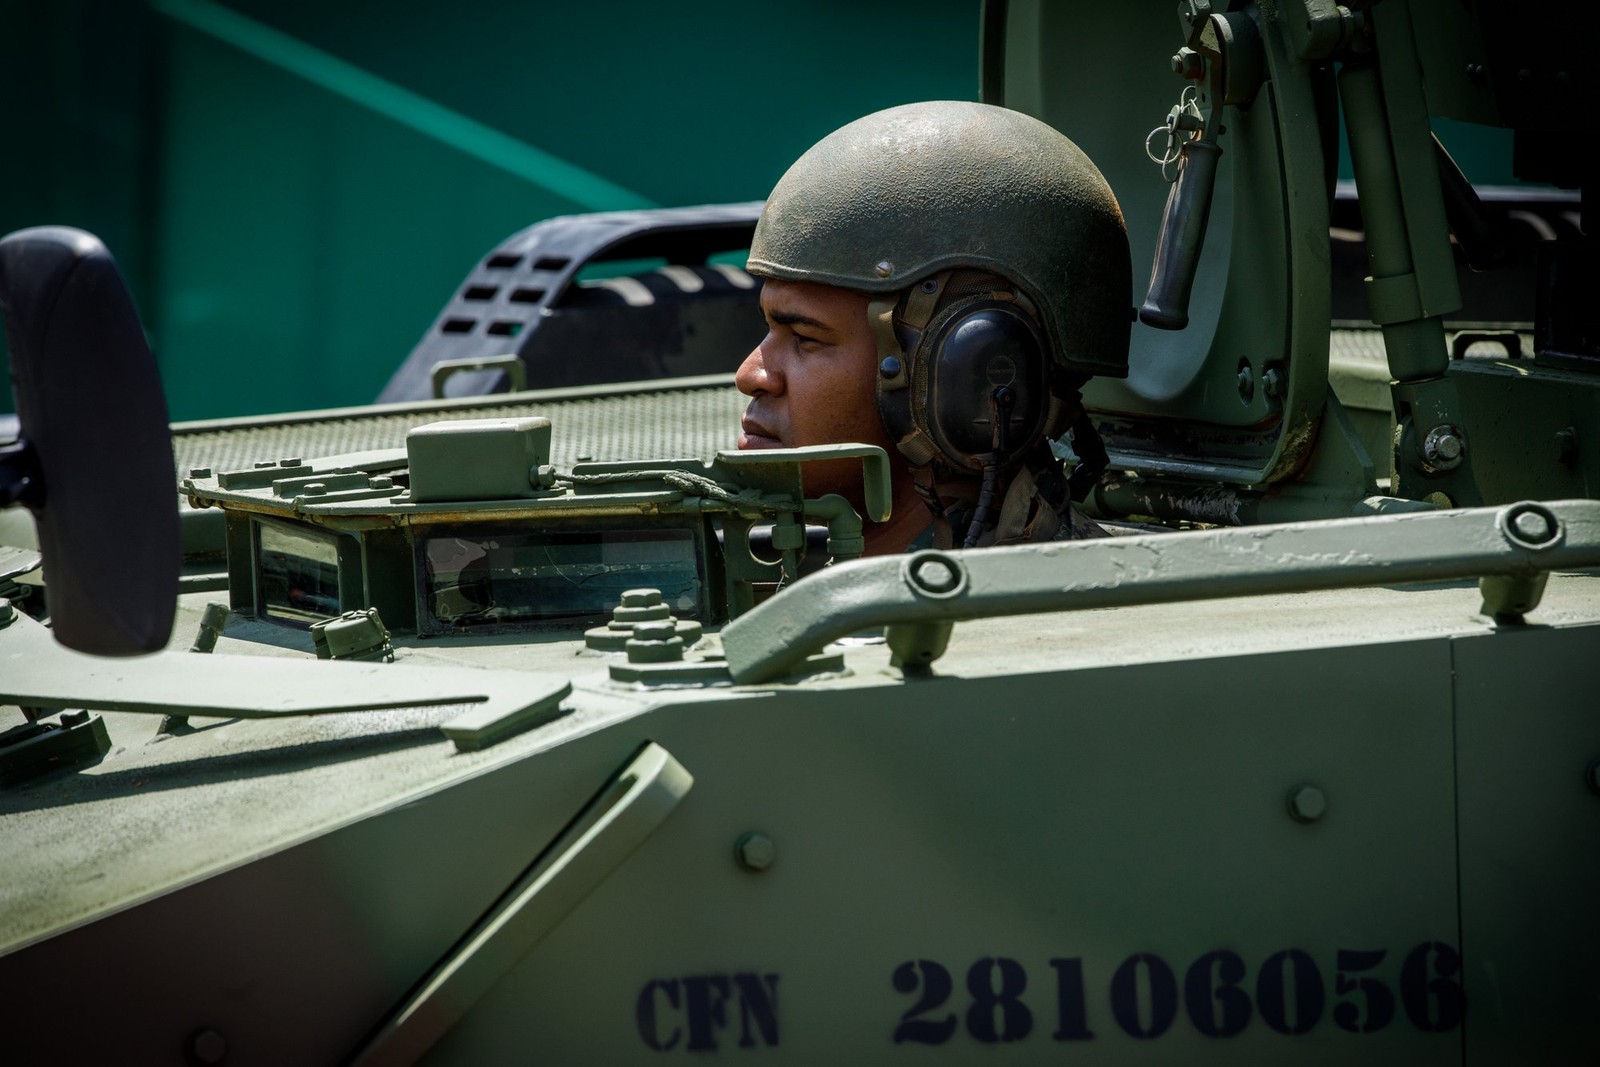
[[735, 279, 894, 501]]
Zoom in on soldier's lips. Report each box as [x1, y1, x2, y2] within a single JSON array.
[[738, 419, 783, 449]]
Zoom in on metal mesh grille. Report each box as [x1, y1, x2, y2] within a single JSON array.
[[1329, 327, 1534, 367], [1329, 328, 1388, 366], [173, 378, 748, 474]]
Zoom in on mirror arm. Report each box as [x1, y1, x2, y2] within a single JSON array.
[[0, 438, 43, 510]]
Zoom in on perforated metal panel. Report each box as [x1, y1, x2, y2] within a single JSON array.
[[172, 377, 747, 474]]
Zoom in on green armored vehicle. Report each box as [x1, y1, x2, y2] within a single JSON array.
[[1, 0, 1595, 1063]]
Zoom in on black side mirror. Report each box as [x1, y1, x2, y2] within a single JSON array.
[[0, 226, 178, 654]]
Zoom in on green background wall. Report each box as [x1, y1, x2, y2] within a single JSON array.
[[0, 0, 982, 419], [0, 0, 1531, 422]]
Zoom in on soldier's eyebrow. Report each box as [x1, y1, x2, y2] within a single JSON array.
[[766, 311, 832, 332]]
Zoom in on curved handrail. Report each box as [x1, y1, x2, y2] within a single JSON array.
[[721, 500, 1600, 684]]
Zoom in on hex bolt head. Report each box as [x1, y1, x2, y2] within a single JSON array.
[[189, 1027, 227, 1065], [625, 640, 683, 664], [1236, 366, 1254, 402], [1511, 509, 1554, 544], [625, 620, 684, 663], [1421, 425, 1466, 472], [0, 597, 13, 627], [614, 588, 671, 624], [1171, 47, 1203, 79], [613, 605, 671, 624], [912, 558, 958, 593], [1288, 784, 1327, 823], [735, 832, 776, 872], [1261, 367, 1285, 399], [631, 620, 676, 641]]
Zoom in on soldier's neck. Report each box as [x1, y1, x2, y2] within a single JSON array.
[[862, 477, 938, 556]]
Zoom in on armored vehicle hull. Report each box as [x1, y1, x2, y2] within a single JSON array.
[[3, 379, 1597, 1063]]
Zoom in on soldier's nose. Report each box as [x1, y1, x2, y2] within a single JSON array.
[[735, 340, 781, 397]]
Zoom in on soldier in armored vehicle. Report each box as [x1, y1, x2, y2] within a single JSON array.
[[735, 100, 1134, 554]]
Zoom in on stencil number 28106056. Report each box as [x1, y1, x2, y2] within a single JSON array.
[[891, 943, 1462, 1045]]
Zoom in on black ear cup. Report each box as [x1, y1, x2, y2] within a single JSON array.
[[920, 301, 1050, 472]]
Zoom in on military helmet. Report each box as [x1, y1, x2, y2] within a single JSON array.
[[747, 100, 1132, 379]]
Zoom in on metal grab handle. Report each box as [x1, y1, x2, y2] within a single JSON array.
[[1138, 138, 1222, 331], [350, 742, 693, 1066], [430, 354, 527, 399], [722, 500, 1600, 684]]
